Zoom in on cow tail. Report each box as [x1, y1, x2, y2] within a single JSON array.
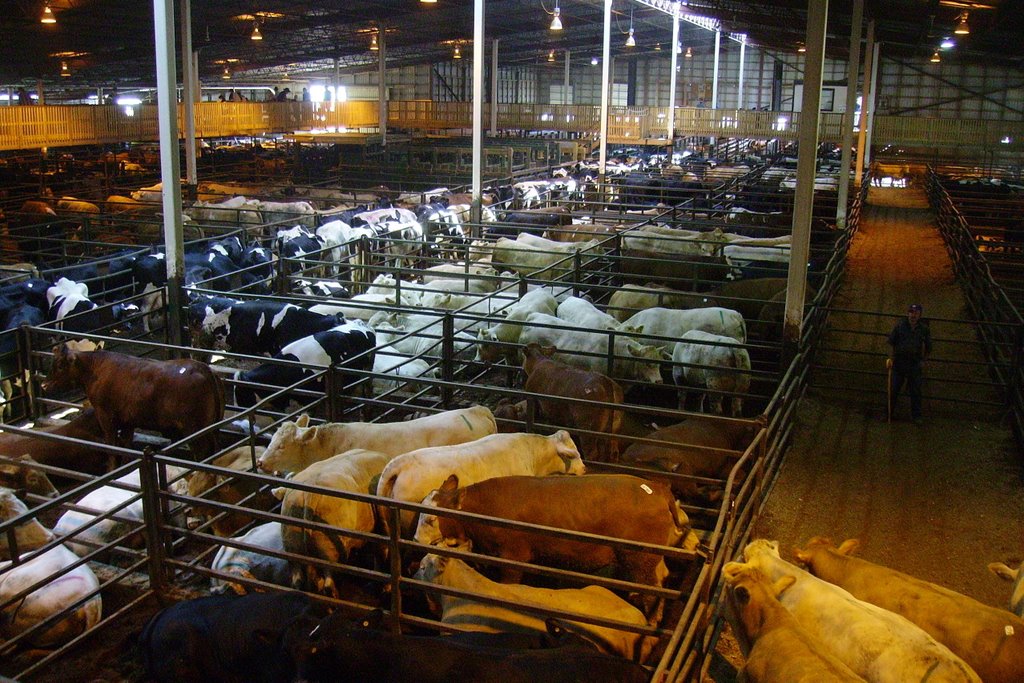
[[212, 371, 226, 422], [376, 467, 400, 537], [738, 313, 747, 344]]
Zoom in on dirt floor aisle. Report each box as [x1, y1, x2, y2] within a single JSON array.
[[750, 184, 1024, 609]]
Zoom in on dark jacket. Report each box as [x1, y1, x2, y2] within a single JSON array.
[[889, 318, 932, 363]]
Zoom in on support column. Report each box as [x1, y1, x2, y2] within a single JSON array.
[[668, 2, 679, 140], [738, 35, 746, 109], [711, 29, 721, 108], [152, 0, 184, 347], [854, 20, 874, 186], [333, 56, 340, 114], [179, 0, 197, 187], [378, 24, 387, 146], [563, 49, 570, 102], [490, 38, 499, 135], [836, 0, 863, 227], [36, 80, 45, 105], [783, 0, 828, 349], [864, 40, 880, 167], [598, 0, 612, 180], [470, 0, 484, 224]]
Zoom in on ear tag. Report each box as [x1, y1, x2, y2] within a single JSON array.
[[640, 484, 653, 495]]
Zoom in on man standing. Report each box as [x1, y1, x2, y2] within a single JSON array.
[[888, 303, 932, 423]]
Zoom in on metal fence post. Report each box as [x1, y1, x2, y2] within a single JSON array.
[[325, 364, 339, 423], [139, 446, 168, 594], [17, 323, 37, 420], [441, 313, 455, 408]]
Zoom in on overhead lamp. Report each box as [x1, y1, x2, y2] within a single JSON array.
[[954, 11, 970, 35], [370, 33, 378, 50], [222, 66, 231, 79], [798, 44, 806, 53], [655, 42, 661, 51], [930, 50, 941, 63], [625, 10, 636, 47], [685, 46, 692, 58], [41, 4, 56, 24], [453, 44, 462, 59], [251, 22, 263, 41], [420, 0, 437, 3], [550, 2, 562, 31], [547, 49, 555, 62], [60, 61, 70, 77], [940, 37, 955, 49], [591, 56, 599, 65]]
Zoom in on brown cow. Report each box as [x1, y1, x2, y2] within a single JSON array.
[[187, 445, 271, 537], [0, 408, 112, 482], [620, 417, 757, 502], [795, 537, 1024, 683], [42, 345, 224, 461], [420, 473, 698, 623], [0, 455, 58, 497], [521, 343, 624, 462]]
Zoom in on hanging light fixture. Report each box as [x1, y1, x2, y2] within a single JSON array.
[[798, 43, 806, 53], [453, 44, 462, 59], [550, 2, 562, 31], [954, 11, 970, 35], [60, 61, 70, 77], [251, 21, 263, 41], [420, 0, 437, 3], [370, 33, 379, 50], [591, 56, 599, 66], [547, 49, 555, 62], [41, 4, 56, 24], [930, 50, 941, 63], [222, 65, 231, 79], [685, 46, 692, 58], [654, 42, 661, 51], [625, 9, 636, 47], [940, 37, 955, 49]]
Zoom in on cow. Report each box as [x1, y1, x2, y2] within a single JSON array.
[[210, 522, 290, 596], [417, 473, 696, 623], [232, 319, 375, 410], [186, 446, 270, 538], [378, 430, 585, 537], [292, 607, 649, 683], [520, 343, 624, 463], [741, 539, 981, 683], [54, 466, 187, 559], [622, 307, 746, 350], [276, 449, 393, 596], [0, 408, 112, 482], [518, 312, 666, 384], [490, 206, 572, 238], [42, 344, 225, 461], [0, 486, 54, 559], [138, 592, 316, 683], [0, 455, 58, 498], [795, 537, 1024, 683], [411, 554, 655, 665], [189, 299, 344, 356], [620, 418, 755, 502], [722, 562, 865, 682], [185, 196, 262, 228], [555, 296, 619, 331], [621, 226, 727, 257], [606, 284, 719, 323], [277, 225, 325, 275], [672, 330, 751, 416], [476, 289, 559, 363], [257, 405, 497, 475], [490, 236, 601, 279], [1, 544, 102, 648], [258, 200, 316, 229], [988, 559, 1024, 617]]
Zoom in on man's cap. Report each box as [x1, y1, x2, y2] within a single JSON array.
[[908, 303, 923, 312]]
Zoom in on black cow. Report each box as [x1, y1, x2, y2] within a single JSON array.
[[277, 226, 324, 276], [189, 299, 344, 356], [241, 244, 274, 281], [233, 319, 375, 410], [0, 279, 52, 312], [293, 610, 649, 683], [138, 592, 316, 683], [489, 206, 572, 238]]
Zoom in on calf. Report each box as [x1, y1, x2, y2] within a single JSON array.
[[211, 522, 290, 596], [672, 330, 752, 417], [189, 299, 344, 356], [138, 592, 316, 683], [796, 537, 1024, 683], [186, 445, 270, 537], [722, 562, 864, 682], [42, 344, 224, 461], [1, 486, 54, 559], [521, 343, 624, 462], [0, 408, 112, 482], [0, 455, 58, 498]]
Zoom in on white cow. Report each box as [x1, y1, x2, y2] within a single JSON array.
[[257, 406, 497, 475], [1, 487, 54, 560], [475, 288, 559, 363], [622, 225, 728, 257], [1, 544, 102, 647], [741, 539, 981, 683], [672, 330, 752, 416], [210, 522, 290, 595], [490, 236, 601, 278], [556, 296, 619, 331], [723, 243, 791, 279], [623, 306, 746, 348], [372, 350, 438, 395], [989, 559, 1024, 617], [414, 554, 654, 662], [518, 312, 666, 384], [258, 200, 317, 228], [607, 284, 716, 323], [186, 196, 263, 227], [376, 430, 585, 536], [275, 449, 393, 596]]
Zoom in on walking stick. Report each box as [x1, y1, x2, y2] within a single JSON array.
[[886, 357, 893, 422]]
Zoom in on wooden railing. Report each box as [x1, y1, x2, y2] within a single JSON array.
[[0, 100, 1021, 152]]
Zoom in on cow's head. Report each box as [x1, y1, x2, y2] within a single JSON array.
[[741, 538, 781, 564], [0, 486, 55, 559], [257, 414, 316, 474], [626, 341, 667, 385], [426, 474, 474, 548], [41, 342, 88, 394], [550, 430, 586, 475], [793, 536, 860, 570], [0, 456, 58, 499], [722, 561, 796, 645]]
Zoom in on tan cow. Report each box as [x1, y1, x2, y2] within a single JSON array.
[[796, 537, 1022, 683], [722, 561, 865, 682]]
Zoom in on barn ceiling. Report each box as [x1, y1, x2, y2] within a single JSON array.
[[1, 0, 1021, 90]]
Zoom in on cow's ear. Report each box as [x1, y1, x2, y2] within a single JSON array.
[[722, 561, 746, 583], [440, 474, 459, 493], [836, 539, 860, 556], [732, 585, 751, 605], [295, 414, 310, 428], [793, 547, 811, 565], [773, 575, 796, 597], [298, 426, 316, 442], [540, 344, 556, 357], [95, 340, 105, 350]]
